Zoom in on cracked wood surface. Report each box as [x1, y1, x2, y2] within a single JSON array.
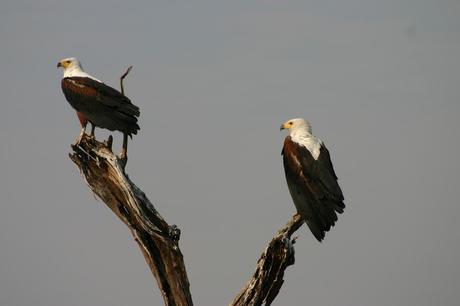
[[69, 135, 193, 306], [230, 214, 304, 306]]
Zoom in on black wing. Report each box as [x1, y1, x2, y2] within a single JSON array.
[[282, 138, 345, 241]]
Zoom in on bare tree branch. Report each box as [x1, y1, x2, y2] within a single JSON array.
[[69, 135, 304, 306], [120, 65, 133, 95], [69, 136, 193, 306], [230, 214, 304, 306]]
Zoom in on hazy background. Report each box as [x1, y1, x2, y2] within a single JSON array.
[[1, 1, 459, 305]]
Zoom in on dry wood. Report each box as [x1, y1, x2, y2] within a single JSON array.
[[230, 214, 304, 306], [69, 136, 193, 306], [69, 137, 304, 306]]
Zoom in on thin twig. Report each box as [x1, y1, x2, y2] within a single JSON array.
[[120, 66, 133, 95], [118, 65, 133, 167]]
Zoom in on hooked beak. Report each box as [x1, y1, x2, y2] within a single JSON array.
[[57, 62, 62, 68], [280, 123, 287, 131]]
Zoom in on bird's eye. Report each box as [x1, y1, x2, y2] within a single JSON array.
[[289, 121, 293, 125], [66, 60, 71, 64]]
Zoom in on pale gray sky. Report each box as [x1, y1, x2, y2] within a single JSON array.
[[1, 1, 460, 305]]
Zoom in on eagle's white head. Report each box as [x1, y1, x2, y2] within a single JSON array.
[[281, 117, 322, 159], [280, 118, 313, 136], [57, 57, 83, 71], [57, 57, 99, 81]]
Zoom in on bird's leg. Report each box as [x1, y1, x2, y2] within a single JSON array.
[[76, 122, 87, 145], [118, 133, 128, 168], [105, 135, 113, 151], [89, 123, 96, 139]]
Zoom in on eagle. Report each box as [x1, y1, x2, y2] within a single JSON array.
[[280, 118, 345, 241], [57, 57, 140, 159]]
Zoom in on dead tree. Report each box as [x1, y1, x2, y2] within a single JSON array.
[[68, 68, 305, 306]]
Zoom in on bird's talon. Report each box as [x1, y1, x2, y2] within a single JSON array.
[[88, 135, 96, 146], [75, 137, 83, 146], [118, 153, 127, 169]]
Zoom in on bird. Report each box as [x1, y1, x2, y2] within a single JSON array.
[[57, 57, 140, 160], [280, 118, 345, 241]]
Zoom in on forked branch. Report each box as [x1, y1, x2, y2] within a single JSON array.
[[67, 67, 306, 306]]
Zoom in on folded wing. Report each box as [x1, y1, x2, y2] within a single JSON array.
[[282, 137, 344, 241], [61, 77, 140, 136]]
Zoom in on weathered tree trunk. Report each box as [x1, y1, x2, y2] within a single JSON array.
[[70, 136, 193, 306]]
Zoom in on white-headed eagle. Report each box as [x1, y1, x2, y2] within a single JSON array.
[[280, 118, 345, 241], [57, 57, 140, 159]]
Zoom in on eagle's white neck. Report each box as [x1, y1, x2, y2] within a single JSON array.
[[290, 126, 323, 160], [63, 64, 101, 82]]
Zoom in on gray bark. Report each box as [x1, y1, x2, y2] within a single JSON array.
[[230, 214, 303, 306], [70, 136, 193, 306]]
